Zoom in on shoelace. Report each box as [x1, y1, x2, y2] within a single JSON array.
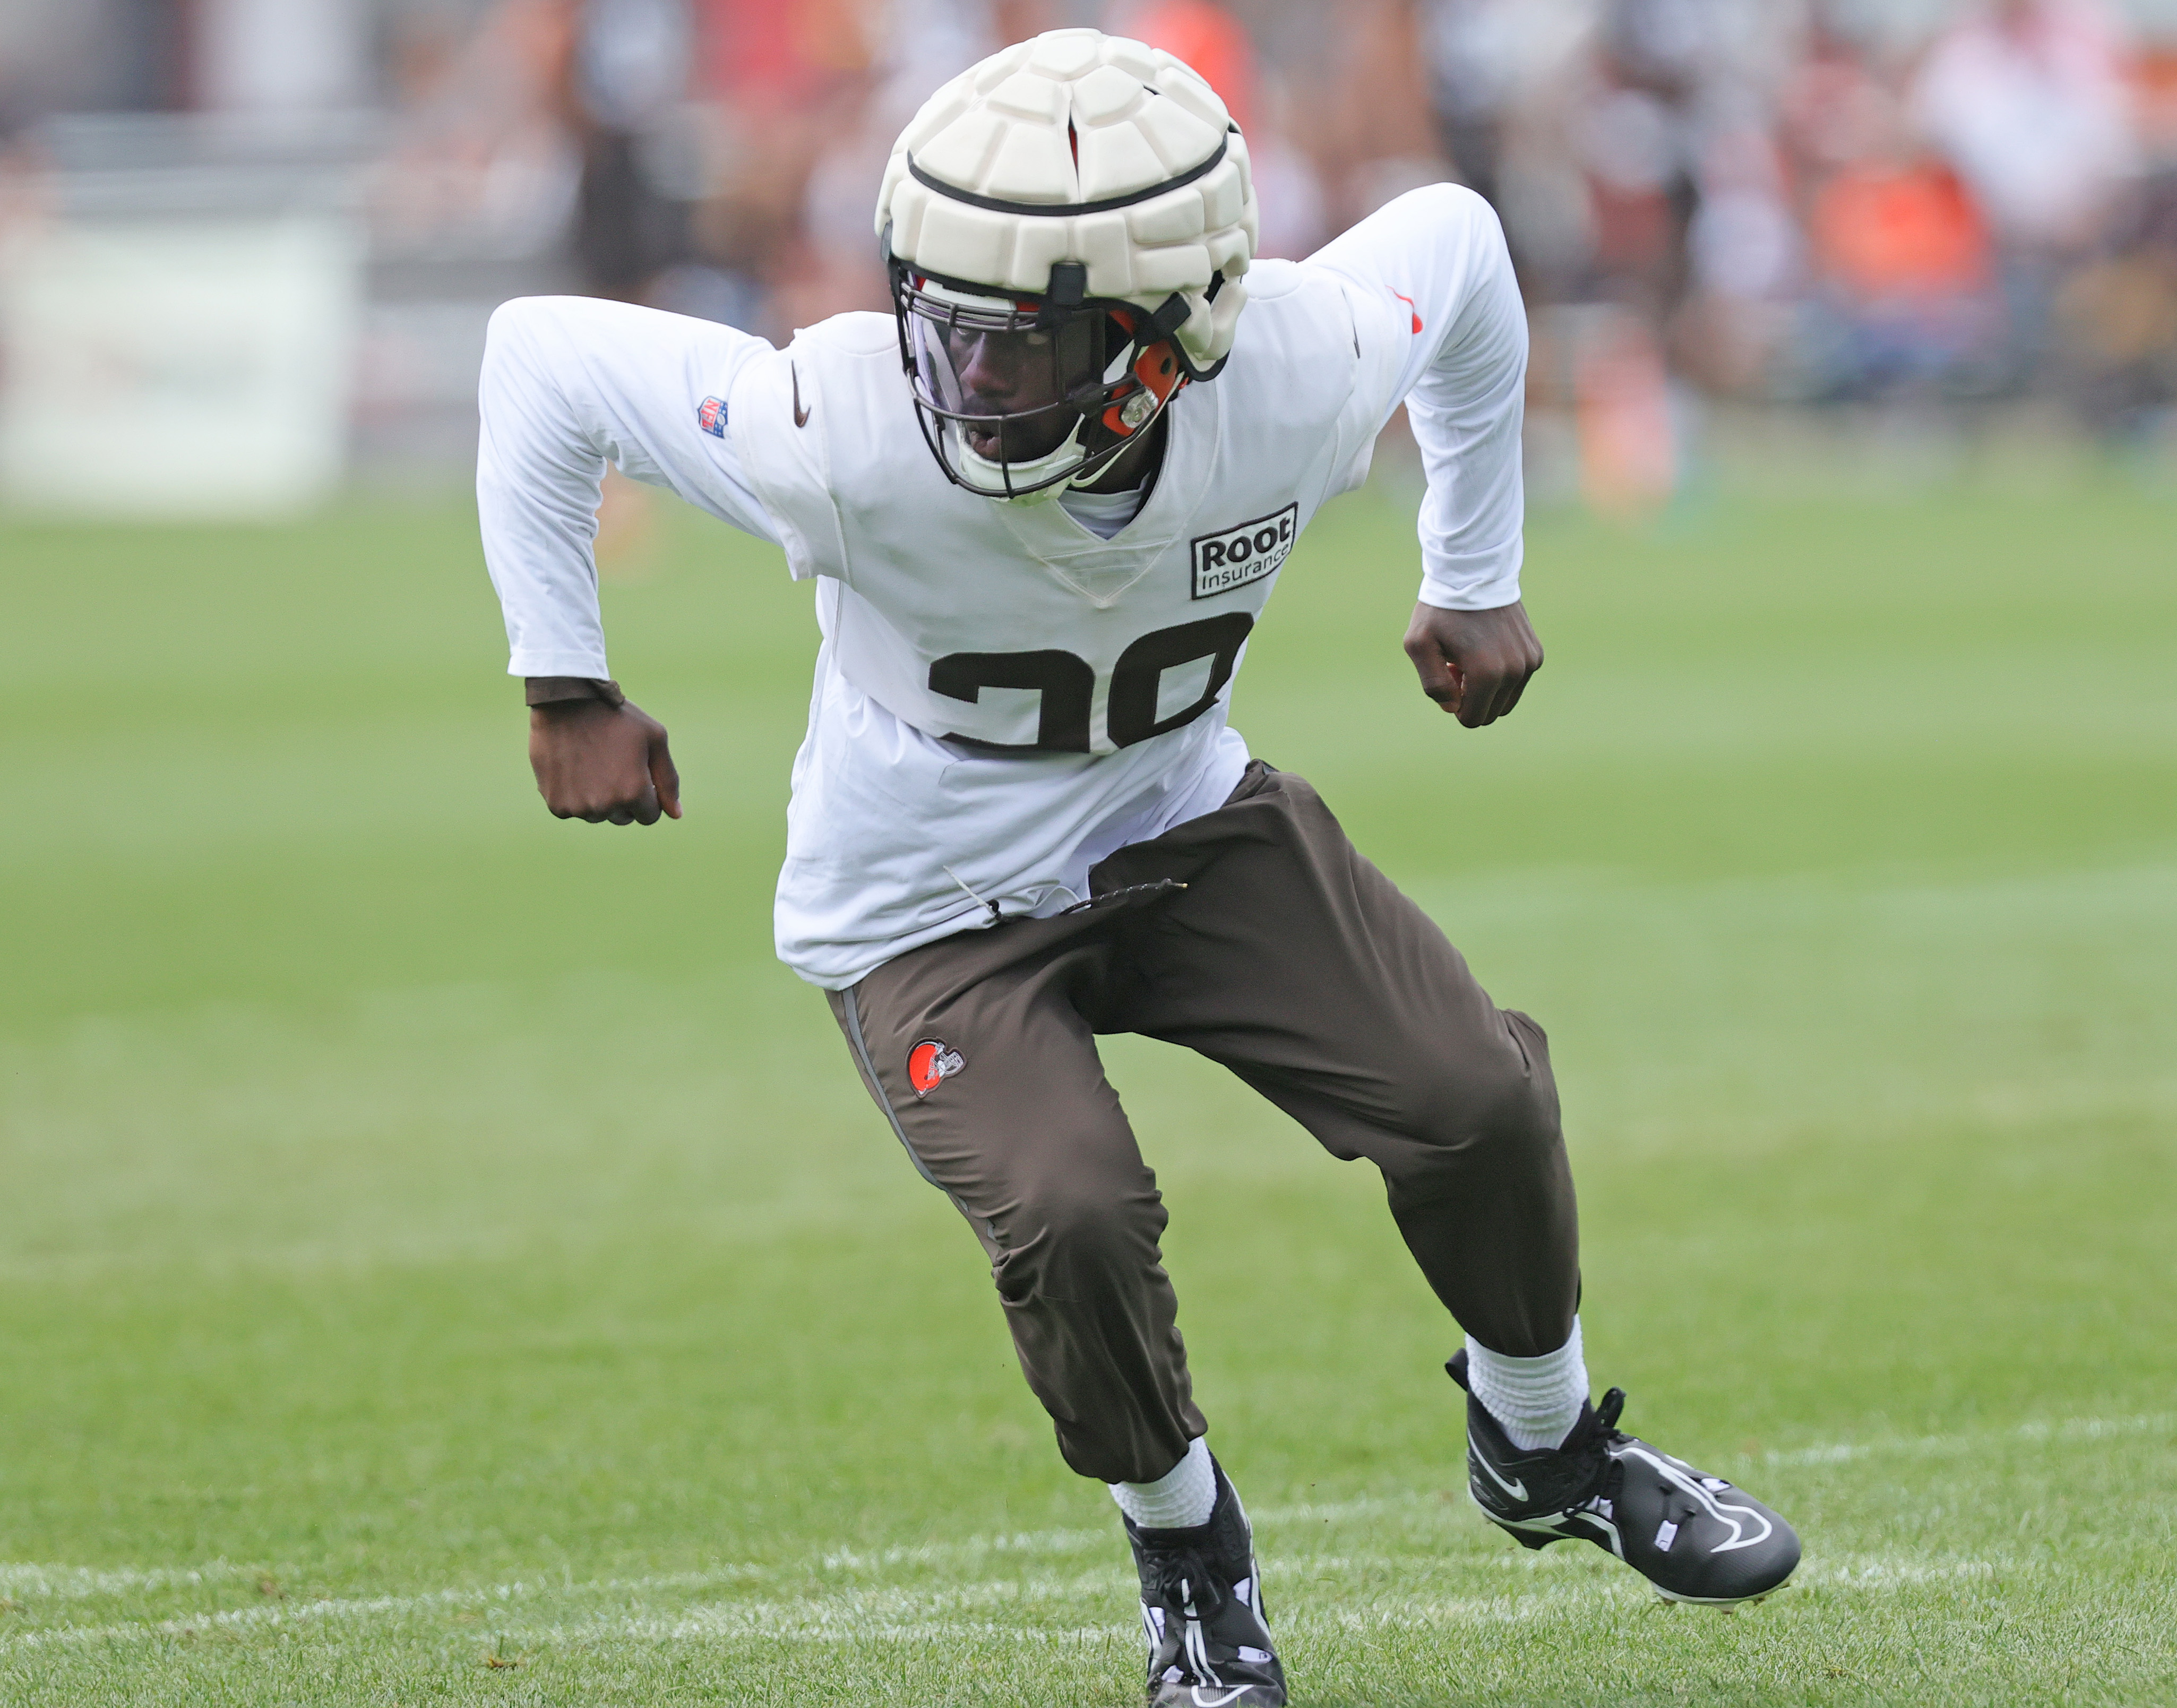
[[1146, 1544, 1228, 1622], [1581, 1387, 1631, 1508], [1524, 1385, 1631, 1513]]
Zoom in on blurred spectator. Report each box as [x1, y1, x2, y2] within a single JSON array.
[[1913, 0, 2140, 387], [1579, 0, 1712, 324], [196, 0, 367, 113], [1501, 0, 1718, 514], [1120, 0, 1256, 126], [1573, 302, 1679, 514], [1309, 0, 1453, 226], [570, 0, 696, 301], [1120, 0, 1328, 258], [0, 0, 190, 132], [1770, 22, 2006, 402], [1800, 151, 2004, 399], [1778, 11, 1900, 190], [790, 0, 997, 328], [2056, 170, 2177, 434], [1423, 0, 1519, 209], [1682, 119, 1800, 391], [677, 0, 885, 336], [372, 0, 581, 261], [1480, 13, 1599, 299], [1914, 0, 2138, 253]]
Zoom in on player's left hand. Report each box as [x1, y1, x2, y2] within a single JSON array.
[[1402, 599, 1544, 727]]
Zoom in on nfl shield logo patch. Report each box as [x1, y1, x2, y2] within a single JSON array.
[[696, 396, 728, 437]]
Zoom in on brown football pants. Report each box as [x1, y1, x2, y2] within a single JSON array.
[[827, 762, 1579, 1484]]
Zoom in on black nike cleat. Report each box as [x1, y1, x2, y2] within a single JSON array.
[[1447, 1349, 1801, 1606], [1123, 1458, 1287, 1707]]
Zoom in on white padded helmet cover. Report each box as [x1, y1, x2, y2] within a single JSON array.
[[876, 29, 1258, 370]]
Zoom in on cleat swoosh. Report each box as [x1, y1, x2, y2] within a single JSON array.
[[1472, 1453, 1528, 1503], [1624, 1446, 1776, 1553]]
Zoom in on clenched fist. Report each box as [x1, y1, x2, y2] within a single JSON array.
[[1402, 599, 1544, 728], [529, 697, 682, 825]]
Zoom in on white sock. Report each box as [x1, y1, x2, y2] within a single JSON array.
[[1465, 1318, 1589, 1452], [1109, 1436, 1216, 1530]]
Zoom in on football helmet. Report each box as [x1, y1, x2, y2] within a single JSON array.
[[875, 29, 1259, 501]]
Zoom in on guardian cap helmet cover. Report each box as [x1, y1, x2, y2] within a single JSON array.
[[875, 29, 1260, 501]]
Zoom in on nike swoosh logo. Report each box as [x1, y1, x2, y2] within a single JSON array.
[[1473, 1451, 1527, 1503], [791, 363, 810, 428], [1628, 1446, 1775, 1552]]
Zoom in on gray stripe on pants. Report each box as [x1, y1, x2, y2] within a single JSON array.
[[840, 984, 946, 1192]]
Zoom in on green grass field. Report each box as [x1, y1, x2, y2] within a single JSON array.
[[2, 459, 2173, 1705]]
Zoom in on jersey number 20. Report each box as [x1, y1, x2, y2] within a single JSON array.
[[928, 613, 1254, 753]]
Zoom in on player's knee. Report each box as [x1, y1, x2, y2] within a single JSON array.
[[1487, 1074, 1561, 1168], [1005, 1168, 1159, 1287], [1400, 1009, 1560, 1171], [1469, 1012, 1561, 1155]]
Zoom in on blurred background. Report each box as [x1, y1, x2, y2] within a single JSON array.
[[3, 0, 2176, 517]]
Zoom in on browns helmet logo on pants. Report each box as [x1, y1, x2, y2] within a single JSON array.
[[908, 1039, 966, 1098]]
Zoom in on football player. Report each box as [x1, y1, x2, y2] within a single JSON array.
[[479, 29, 1799, 1706]]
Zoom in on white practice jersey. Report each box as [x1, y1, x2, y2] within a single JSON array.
[[478, 184, 1528, 988]]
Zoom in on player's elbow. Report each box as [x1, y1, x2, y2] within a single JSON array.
[[479, 298, 598, 426], [484, 295, 605, 375], [483, 296, 555, 368], [1392, 181, 1506, 251], [481, 301, 537, 407]]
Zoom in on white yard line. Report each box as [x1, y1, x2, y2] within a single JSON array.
[[0, 1566, 775, 1651], [1759, 1411, 2173, 1468], [1252, 1494, 1411, 1525], [0, 1551, 2019, 1655], [15, 1550, 2009, 1655], [4, 1587, 507, 1652], [7, 1405, 2155, 1654], [818, 1527, 1108, 1572], [0, 1560, 265, 1598], [1799, 1556, 1998, 1588], [494, 1555, 2015, 1650]]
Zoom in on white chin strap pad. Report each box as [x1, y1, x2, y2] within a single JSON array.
[[955, 418, 1092, 504]]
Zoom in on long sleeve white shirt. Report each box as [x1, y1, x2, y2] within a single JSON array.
[[478, 183, 1527, 986]]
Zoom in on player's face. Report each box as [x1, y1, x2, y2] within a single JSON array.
[[953, 325, 1072, 460], [909, 301, 1101, 464]]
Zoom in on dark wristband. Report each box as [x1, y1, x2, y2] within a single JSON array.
[[525, 676, 626, 709]]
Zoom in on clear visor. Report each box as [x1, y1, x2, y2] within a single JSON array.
[[905, 286, 1100, 444], [892, 271, 1163, 498]]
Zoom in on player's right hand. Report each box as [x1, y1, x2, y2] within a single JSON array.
[[528, 698, 682, 825]]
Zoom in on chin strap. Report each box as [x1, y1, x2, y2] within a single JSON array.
[[1101, 342, 1184, 440]]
